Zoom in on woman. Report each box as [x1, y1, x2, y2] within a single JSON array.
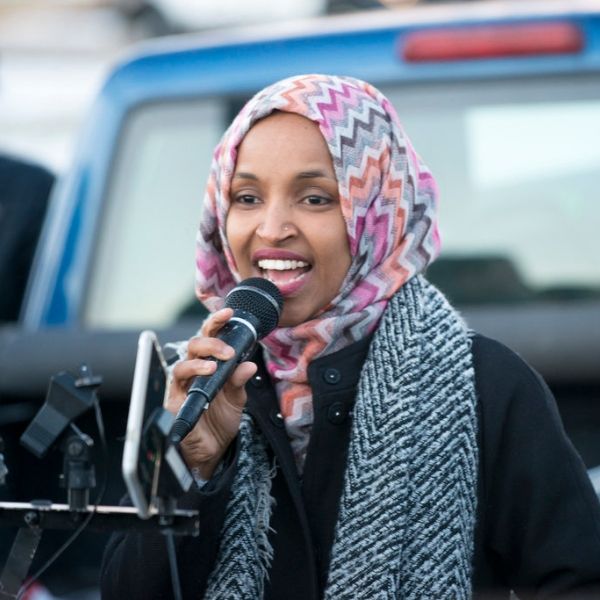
[[101, 74, 600, 599]]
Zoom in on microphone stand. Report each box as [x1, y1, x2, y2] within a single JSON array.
[[0, 369, 198, 600], [0, 503, 199, 600]]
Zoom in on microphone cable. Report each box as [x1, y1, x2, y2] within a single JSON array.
[[16, 398, 109, 599]]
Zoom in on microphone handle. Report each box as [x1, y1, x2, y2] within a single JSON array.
[[169, 318, 257, 444]]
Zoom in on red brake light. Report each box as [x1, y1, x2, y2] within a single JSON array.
[[402, 22, 584, 63]]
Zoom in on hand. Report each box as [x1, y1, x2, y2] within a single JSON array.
[[165, 308, 257, 478]]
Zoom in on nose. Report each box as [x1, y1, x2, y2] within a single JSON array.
[[256, 201, 296, 244]]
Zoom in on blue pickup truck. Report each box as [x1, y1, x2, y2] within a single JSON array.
[[1, 0, 599, 592]]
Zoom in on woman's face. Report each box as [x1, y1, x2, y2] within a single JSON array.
[[226, 112, 352, 327]]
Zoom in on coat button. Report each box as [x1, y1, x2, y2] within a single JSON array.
[[323, 367, 341, 385], [250, 374, 264, 388], [327, 402, 347, 425], [270, 409, 285, 428]]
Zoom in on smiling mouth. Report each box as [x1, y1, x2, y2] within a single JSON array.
[[256, 258, 312, 286]]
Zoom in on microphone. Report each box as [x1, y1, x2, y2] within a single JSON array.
[[169, 277, 283, 444]]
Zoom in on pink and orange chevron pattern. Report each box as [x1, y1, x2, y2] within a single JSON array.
[[195, 74, 441, 468]]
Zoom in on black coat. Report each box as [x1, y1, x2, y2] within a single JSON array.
[[101, 334, 600, 599], [0, 154, 53, 322]]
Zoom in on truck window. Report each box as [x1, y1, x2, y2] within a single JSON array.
[[84, 99, 226, 328], [385, 75, 600, 305], [84, 76, 600, 329]]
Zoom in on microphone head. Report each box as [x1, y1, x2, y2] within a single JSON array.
[[225, 277, 283, 338]]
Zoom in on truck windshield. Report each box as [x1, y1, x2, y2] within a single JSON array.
[[84, 75, 600, 328]]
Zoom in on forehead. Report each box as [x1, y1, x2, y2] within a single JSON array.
[[235, 112, 332, 167]]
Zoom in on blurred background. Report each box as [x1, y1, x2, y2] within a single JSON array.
[[0, 0, 388, 172]]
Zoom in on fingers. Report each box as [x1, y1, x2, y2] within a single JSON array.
[[172, 357, 217, 383], [167, 358, 218, 414], [200, 308, 233, 338], [169, 360, 255, 473], [227, 361, 258, 391], [169, 306, 257, 417], [187, 334, 235, 362], [169, 356, 256, 409]]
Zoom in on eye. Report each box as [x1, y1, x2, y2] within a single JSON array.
[[302, 195, 331, 206], [234, 194, 260, 205]]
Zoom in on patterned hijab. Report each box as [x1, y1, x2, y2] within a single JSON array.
[[195, 74, 441, 468]]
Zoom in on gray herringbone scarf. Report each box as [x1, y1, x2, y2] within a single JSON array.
[[205, 276, 478, 599]]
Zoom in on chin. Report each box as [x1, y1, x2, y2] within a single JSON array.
[[278, 307, 312, 328], [278, 316, 301, 328]]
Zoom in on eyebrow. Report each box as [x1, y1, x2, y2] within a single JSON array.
[[233, 170, 334, 181], [296, 170, 332, 180], [233, 172, 258, 181]]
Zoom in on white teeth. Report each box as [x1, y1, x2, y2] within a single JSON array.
[[257, 259, 309, 270]]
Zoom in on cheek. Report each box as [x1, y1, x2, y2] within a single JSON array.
[[317, 220, 352, 283], [225, 212, 244, 254], [225, 212, 251, 270]]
